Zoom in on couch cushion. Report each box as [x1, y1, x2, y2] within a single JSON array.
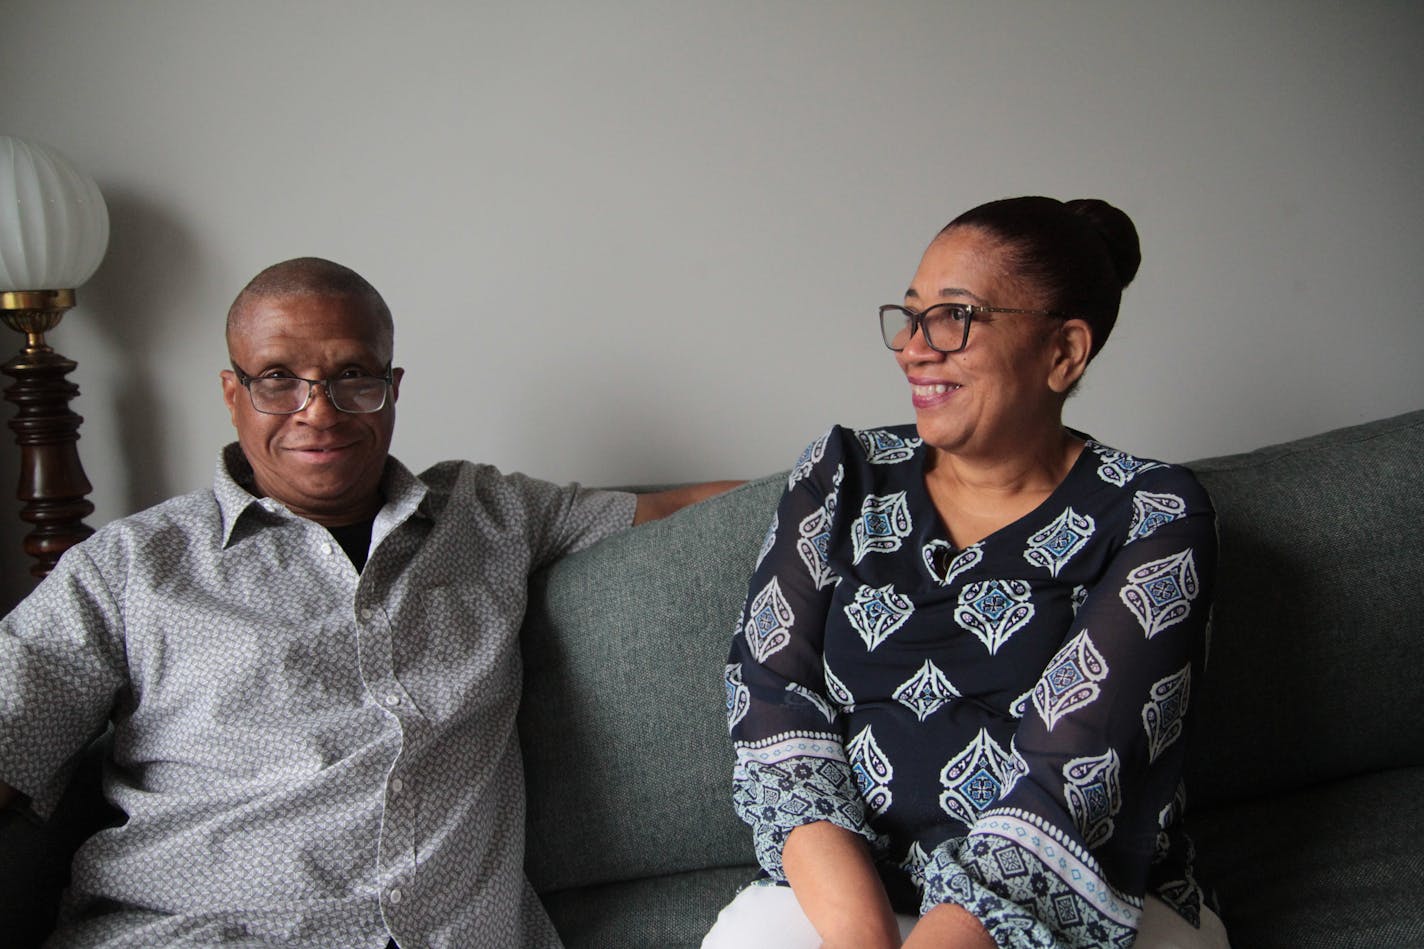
[[540, 865, 752, 949], [520, 477, 783, 892], [1184, 409, 1424, 809], [1188, 765, 1424, 948]]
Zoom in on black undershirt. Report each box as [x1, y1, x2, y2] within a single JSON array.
[[325, 518, 375, 572]]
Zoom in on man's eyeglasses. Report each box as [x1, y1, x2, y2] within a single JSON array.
[[231, 363, 394, 415], [878, 303, 1066, 354]]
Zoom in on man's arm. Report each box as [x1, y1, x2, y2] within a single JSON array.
[[0, 780, 17, 810], [632, 480, 743, 525]]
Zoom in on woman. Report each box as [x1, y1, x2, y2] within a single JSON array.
[[706, 197, 1228, 948]]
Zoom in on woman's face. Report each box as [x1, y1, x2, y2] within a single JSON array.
[[895, 227, 1080, 459]]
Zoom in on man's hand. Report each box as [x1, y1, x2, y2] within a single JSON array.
[[633, 481, 743, 525]]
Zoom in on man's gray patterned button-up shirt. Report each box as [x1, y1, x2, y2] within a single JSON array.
[[0, 444, 637, 948]]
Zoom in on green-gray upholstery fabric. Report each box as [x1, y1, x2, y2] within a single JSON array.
[[1190, 767, 1424, 949], [520, 477, 781, 890], [540, 866, 748, 948], [1179, 409, 1424, 948], [1184, 410, 1424, 807]]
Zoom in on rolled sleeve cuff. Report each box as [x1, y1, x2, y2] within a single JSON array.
[[732, 738, 884, 880], [919, 811, 1142, 948], [0, 758, 73, 821]]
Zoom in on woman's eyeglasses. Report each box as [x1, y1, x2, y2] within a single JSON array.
[[878, 303, 1066, 354]]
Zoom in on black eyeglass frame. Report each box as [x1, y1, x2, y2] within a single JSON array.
[[230, 362, 395, 415], [878, 302, 1069, 354]]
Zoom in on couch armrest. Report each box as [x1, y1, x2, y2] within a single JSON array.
[[0, 805, 71, 948], [0, 736, 118, 948]]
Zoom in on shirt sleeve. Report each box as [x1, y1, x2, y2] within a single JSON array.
[[918, 471, 1217, 947], [510, 472, 637, 568], [0, 543, 128, 818], [726, 428, 885, 879]]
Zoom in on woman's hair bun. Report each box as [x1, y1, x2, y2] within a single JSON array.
[[1066, 199, 1141, 290], [940, 195, 1140, 358]]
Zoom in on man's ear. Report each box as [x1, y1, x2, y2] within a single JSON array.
[[390, 367, 404, 404], [1048, 319, 1093, 394], [220, 369, 242, 427]]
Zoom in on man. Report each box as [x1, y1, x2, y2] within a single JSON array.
[[0, 258, 736, 947]]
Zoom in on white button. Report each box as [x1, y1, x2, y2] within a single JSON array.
[[390, 777, 404, 793], [385, 693, 401, 707], [325, 543, 335, 556], [361, 607, 373, 620], [389, 887, 402, 905]]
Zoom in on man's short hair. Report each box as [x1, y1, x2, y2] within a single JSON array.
[[226, 257, 394, 356]]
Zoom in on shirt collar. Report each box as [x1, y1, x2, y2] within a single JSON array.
[[215, 443, 430, 548]]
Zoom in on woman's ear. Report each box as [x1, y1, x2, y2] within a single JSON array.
[[1048, 319, 1093, 394]]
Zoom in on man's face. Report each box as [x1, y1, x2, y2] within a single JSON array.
[[220, 292, 402, 526]]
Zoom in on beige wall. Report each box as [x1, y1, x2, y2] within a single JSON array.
[[1, 0, 1422, 606]]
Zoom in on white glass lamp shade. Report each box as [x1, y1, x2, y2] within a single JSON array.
[[0, 136, 110, 292]]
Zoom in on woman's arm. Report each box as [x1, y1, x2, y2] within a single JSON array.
[[902, 904, 996, 949], [783, 820, 997, 949], [783, 821, 902, 949], [728, 430, 890, 918]]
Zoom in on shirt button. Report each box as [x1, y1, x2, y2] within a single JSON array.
[[390, 777, 404, 794], [361, 607, 373, 620], [389, 887, 403, 905], [385, 693, 401, 707]]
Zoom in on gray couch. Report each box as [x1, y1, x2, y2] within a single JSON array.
[[5, 410, 1423, 947]]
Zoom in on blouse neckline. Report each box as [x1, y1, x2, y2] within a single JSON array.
[[911, 429, 1095, 555]]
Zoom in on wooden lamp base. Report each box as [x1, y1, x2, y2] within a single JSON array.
[[1, 290, 95, 580]]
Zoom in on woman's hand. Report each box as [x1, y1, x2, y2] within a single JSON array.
[[784, 821, 902, 949], [901, 903, 997, 949]]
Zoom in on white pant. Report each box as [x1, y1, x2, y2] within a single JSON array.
[[702, 883, 1231, 948]]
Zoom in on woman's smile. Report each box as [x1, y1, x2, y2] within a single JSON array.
[[908, 378, 963, 409]]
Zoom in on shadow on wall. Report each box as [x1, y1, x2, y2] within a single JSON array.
[[81, 187, 206, 518], [0, 188, 204, 614]]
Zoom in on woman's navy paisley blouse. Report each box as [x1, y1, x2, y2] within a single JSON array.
[[726, 424, 1217, 948]]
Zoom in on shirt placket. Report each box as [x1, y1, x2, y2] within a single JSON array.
[[353, 585, 422, 935]]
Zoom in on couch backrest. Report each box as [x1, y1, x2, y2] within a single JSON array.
[[518, 409, 1424, 892], [1183, 409, 1424, 809], [520, 477, 779, 893]]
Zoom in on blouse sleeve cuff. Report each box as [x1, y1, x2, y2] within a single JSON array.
[[732, 749, 884, 880], [918, 816, 1143, 948]]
